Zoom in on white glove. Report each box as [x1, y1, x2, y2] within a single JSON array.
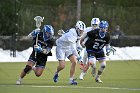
[[106, 46, 116, 56]]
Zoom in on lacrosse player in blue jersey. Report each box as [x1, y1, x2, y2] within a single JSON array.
[[80, 21, 112, 83], [16, 25, 55, 85], [79, 18, 101, 80]]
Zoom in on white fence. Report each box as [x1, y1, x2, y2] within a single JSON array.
[[0, 46, 140, 62]]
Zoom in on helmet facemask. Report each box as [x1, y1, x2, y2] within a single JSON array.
[[43, 25, 54, 41], [92, 24, 99, 30], [91, 18, 100, 30], [76, 27, 84, 36], [99, 20, 109, 38], [75, 21, 86, 36]]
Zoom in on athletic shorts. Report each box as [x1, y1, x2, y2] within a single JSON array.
[[87, 51, 106, 60], [56, 46, 73, 60], [28, 52, 48, 68]]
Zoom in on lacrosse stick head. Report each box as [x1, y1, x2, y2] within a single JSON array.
[[34, 16, 44, 28]]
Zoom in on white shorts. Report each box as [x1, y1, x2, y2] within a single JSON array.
[[56, 46, 73, 60]]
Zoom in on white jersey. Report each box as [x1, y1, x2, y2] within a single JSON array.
[[85, 27, 93, 33], [56, 28, 79, 48], [56, 28, 80, 60]]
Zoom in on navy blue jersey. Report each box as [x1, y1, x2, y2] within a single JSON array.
[[33, 32, 55, 56], [85, 29, 110, 52]]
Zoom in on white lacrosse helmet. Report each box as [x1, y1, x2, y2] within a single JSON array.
[[76, 21, 86, 31], [91, 18, 100, 29], [75, 21, 86, 36]]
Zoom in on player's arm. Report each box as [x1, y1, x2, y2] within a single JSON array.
[[105, 33, 111, 56], [80, 32, 88, 48], [28, 28, 40, 39], [34, 39, 55, 54], [105, 33, 116, 56], [76, 39, 83, 52]]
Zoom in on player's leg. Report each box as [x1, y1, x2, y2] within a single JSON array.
[[79, 54, 96, 80], [95, 52, 106, 83], [79, 62, 89, 80], [79, 49, 88, 80], [90, 58, 97, 77], [68, 54, 78, 85], [53, 47, 65, 82], [53, 60, 65, 82], [33, 66, 45, 77], [16, 53, 36, 85], [33, 57, 47, 77], [80, 49, 87, 70], [95, 59, 106, 83], [16, 61, 34, 85]]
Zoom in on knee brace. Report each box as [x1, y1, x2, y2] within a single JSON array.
[[24, 65, 32, 73], [99, 62, 106, 72]]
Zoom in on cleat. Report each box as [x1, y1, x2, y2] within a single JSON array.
[[91, 67, 96, 77], [16, 80, 21, 85], [70, 79, 78, 85], [53, 73, 59, 82], [95, 78, 103, 83]]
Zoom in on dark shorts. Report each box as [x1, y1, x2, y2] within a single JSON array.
[[28, 52, 48, 68], [87, 51, 106, 60]]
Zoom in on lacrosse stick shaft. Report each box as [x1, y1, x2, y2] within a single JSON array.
[[35, 33, 39, 58], [34, 16, 44, 58]]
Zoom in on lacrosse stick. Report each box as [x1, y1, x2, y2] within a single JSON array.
[[110, 46, 116, 55], [34, 16, 44, 58]]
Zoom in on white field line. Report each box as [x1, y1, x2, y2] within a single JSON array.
[[30, 85, 140, 91], [0, 85, 140, 91]]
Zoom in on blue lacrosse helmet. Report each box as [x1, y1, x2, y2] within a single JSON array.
[[99, 21, 109, 29], [99, 21, 109, 38], [43, 25, 54, 41]]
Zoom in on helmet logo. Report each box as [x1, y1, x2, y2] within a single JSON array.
[[94, 19, 97, 24]]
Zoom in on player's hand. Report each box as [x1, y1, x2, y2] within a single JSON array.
[[34, 44, 42, 53], [106, 46, 116, 56]]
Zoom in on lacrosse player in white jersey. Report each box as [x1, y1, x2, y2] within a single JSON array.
[[79, 18, 100, 80], [53, 21, 86, 85]]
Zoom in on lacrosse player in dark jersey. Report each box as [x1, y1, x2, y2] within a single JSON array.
[[81, 21, 111, 83], [16, 25, 55, 85]]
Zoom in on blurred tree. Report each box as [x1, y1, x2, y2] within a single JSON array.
[[0, 1, 15, 35], [0, 0, 140, 36]]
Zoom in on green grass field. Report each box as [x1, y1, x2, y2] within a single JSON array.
[[0, 61, 140, 93]]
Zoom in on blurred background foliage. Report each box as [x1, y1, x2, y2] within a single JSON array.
[[0, 0, 140, 36]]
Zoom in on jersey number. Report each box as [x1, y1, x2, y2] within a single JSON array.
[[93, 42, 104, 49]]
